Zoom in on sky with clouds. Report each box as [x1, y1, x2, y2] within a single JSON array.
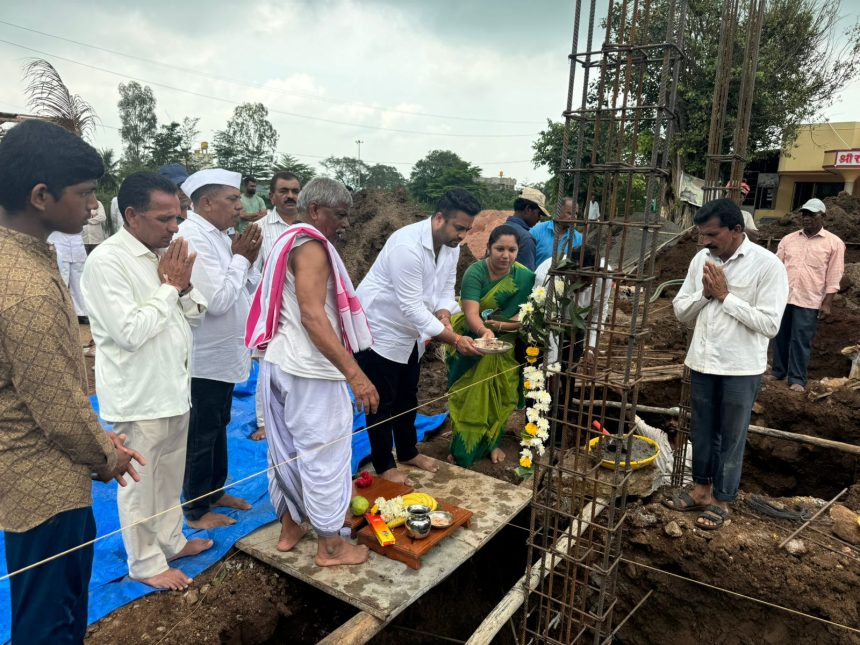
[[1, 0, 858, 185]]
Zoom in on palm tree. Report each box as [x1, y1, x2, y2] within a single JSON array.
[[22, 59, 98, 140], [98, 148, 120, 192]]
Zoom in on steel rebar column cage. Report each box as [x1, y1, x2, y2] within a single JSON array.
[[520, 1, 687, 643]]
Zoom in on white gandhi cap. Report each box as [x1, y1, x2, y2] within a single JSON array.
[[181, 169, 241, 200]]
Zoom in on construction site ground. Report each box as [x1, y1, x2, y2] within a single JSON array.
[[85, 191, 860, 643]]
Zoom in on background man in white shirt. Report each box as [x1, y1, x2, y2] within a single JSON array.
[[356, 189, 483, 485], [178, 169, 262, 529], [82, 199, 106, 254], [259, 178, 378, 566], [47, 229, 88, 321], [81, 172, 212, 591], [250, 171, 303, 441], [669, 199, 787, 531]]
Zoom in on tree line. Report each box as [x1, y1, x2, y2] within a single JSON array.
[[10, 0, 859, 216]]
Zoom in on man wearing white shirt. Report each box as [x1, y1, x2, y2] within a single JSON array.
[[178, 169, 262, 529], [356, 189, 483, 485], [82, 199, 106, 253], [109, 195, 123, 236], [249, 171, 303, 441], [81, 172, 213, 591], [47, 229, 88, 320], [668, 199, 787, 531], [534, 245, 612, 367]]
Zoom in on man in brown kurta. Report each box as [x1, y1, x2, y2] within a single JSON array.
[[0, 119, 143, 645]]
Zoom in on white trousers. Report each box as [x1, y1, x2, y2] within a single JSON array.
[[262, 361, 352, 537], [58, 259, 87, 316], [255, 373, 265, 427], [114, 412, 189, 579], [252, 355, 265, 427]]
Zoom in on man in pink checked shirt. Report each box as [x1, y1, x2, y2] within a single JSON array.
[[767, 198, 845, 392]]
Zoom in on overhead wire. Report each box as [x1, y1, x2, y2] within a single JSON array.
[[0, 38, 539, 139], [0, 18, 541, 127]]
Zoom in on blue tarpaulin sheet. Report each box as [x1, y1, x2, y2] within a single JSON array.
[[0, 362, 447, 642]]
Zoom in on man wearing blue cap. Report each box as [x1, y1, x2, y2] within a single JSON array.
[[159, 163, 191, 221]]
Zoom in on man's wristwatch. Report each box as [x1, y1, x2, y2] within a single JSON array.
[[178, 283, 193, 297]]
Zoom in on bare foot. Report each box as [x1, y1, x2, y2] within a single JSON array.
[[490, 447, 506, 464], [277, 516, 309, 552], [170, 538, 214, 561], [402, 453, 439, 473], [789, 383, 806, 393], [315, 536, 369, 567], [134, 568, 193, 591], [380, 468, 415, 487], [250, 427, 266, 441], [215, 494, 252, 510], [186, 512, 236, 529]]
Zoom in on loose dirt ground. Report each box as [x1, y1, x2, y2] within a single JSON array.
[[83, 189, 860, 644]]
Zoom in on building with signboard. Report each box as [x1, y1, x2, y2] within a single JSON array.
[[755, 121, 860, 220]]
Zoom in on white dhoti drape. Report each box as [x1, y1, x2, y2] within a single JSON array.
[[113, 413, 189, 579], [261, 361, 352, 537]]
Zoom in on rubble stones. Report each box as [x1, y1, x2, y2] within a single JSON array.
[[830, 504, 860, 545]]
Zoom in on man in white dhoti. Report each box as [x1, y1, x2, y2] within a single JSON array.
[[246, 177, 378, 566], [81, 172, 213, 590]]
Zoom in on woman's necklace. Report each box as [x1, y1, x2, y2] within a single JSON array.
[[485, 259, 508, 282]]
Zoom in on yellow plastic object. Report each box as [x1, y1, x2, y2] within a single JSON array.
[[587, 434, 660, 471]]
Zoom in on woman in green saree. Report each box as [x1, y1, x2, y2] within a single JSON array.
[[447, 225, 535, 467]]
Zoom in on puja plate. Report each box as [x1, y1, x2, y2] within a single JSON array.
[[474, 338, 513, 354]]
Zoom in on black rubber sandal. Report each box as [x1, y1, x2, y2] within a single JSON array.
[[662, 490, 708, 513], [696, 504, 729, 531]]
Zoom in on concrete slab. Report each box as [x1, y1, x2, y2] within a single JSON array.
[[236, 458, 532, 621]]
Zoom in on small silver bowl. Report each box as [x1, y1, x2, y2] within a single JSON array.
[[428, 510, 454, 529]]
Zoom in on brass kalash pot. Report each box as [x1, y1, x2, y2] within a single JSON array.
[[405, 504, 432, 539]]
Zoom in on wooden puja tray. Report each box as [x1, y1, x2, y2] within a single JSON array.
[[355, 500, 473, 570], [344, 477, 413, 536]]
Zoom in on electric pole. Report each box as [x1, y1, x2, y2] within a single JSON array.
[[355, 139, 364, 188]]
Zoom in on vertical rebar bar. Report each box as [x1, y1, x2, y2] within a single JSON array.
[[520, 1, 686, 642]]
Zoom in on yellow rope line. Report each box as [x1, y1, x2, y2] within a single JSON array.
[[0, 361, 526, 582]]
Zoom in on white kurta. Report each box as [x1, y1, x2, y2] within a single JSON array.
[[178, 211, 261, 383], [82, 201, 107, 245]]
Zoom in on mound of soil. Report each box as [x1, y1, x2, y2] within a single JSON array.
[[338, 188, 427, 283], [653, 229, 700, 283], [757, 193, 860, 263], [461, 209, 511, 259], [745, 382, 860, 499], [86, 552, 356, 644], [618, 495, 860, 645]]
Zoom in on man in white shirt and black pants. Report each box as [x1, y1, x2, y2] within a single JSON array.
[[81, 172, 213, 590], [668, 198, 788, 531], [356, 189, 483, 485], [178, 169, 262, 529]]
